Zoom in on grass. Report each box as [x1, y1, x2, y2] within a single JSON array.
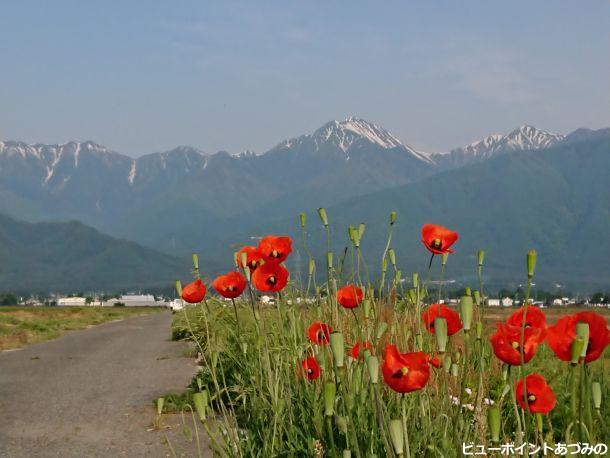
[[0, 306, 165, 350], [169, 300, 609, 457]]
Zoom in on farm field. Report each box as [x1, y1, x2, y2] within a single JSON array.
[[0, 306, 165, 351]]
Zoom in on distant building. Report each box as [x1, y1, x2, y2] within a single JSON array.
[[486, 299, 500, 307], [57, 297, 88, 306], [103, 294, 163, 307]]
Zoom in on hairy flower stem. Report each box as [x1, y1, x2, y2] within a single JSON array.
[[230, 298, 241, 337], [518, 274, 533, 444], [401, 396, 411, 458]]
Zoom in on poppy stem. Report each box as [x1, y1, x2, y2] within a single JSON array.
[[231, 298, 241, 337], [401, 395, 411, 458]]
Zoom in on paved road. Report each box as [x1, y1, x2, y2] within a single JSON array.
[[0, 312, 203, 457]]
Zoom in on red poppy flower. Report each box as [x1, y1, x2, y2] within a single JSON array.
[[300, 356, 322, 381], [251, 263, 289, 293], [351, 341, 374, 359], [490, 322, 542, 366], [258, 235, 293, 265], [426, 353, 443, 368], [236, 246, 263, 271], [515, 373, 557, 414], [181, 279, 207, 303], [382, 345, 431, 394], [421, 224, 459, 255], [337, 284, 364, 309], [308, 322, 332, 346], [506, 305, 547, 343], [546, 312, 609, 363], [212, 272, 247, 299], [422, 304, 463, 336]]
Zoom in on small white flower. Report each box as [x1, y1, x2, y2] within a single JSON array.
[[465, 403, 475, 411], [451, 396, 460, 405], [484, 398, 495, 405], [465, 388, 472, 395]]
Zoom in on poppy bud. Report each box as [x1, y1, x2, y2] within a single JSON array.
[[335, 416, 348, 434], [367, 356, 379, 383], [193, 390, 208, 422], [571, 336, 585, 364], [358, 223, 366, 239], [527, 250, 537, 278], [478, 250, 485, 267], [175, 280, 183, 296], [476, 322, 483, 340], [308, 259, 315, 276], [390, 211, 397, 225], [465, 287, 471, 296], [575, 322, 590, 358], [330, 332, 345, 368], [434, 317, 448, 352], [192, 253, 199, 271], [157, 397, 164, 415], [348, 225, 356, 242], [376, 322, 388, 340], [443, 355, 451, 373], [324, 382, 336, 416], [451, 363, 459, 377], [412, 272, 419, 288], [382, 257, 388, 273], [460, 295, 474, 331], [363, 299, 371, 318], [389, 419, 404, 455], [473, 290, 481, 306], [343, 450, 352, 458], [300, 212, 307, 228], [488, 406, 501, 442], [327, 251, 333, 270], [241, 342, 248, 356], [196, 377, 203, 391], [394, 269, 402, 286], [502, 364, 509, 381], [591, 382, 602, 409], [318, 208, 329, 227], [244, 266, 251, 282], [389, 249, 396, 266], [442, 253, 449, 266], [407, 288, 417, 304]]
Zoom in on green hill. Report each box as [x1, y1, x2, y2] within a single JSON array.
[[0, 214, 187, 293]]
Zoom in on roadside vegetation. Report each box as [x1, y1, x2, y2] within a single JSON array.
[[0, 306, 164, 351], [165, 210, 610, 457]]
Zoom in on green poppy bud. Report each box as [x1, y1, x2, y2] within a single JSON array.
[[389, 419, 404, 455], [476, 322, 483, 340], [241, 342, 248, 356], [192, 253, 199, 272], [443, 355, 452, 373], [376, 322, 388, 340], [465, 287, 471, 297], [460, 295, 474, 331], [412, 272, 419, 288], [363, 299, 371, 318], [343, 450, 352, 458], [327, 251, 333, 270], [478, 250, 485, 267], [407, 288, 417, 304], [335, 416, 348, 434], [175, 280, 183, 296], [488, 406, 501, 442], [527, 250, 537, 278], [390, 211, 397, 225], [451, 363, 459, 377], [157, 397, 164, 415], [318, 207, 329, 227], [367, 356, 379, 384], [358, 223, 366, 239], [300, 212, 307, 228], [348, 225, 356, 242], [394, 269, 402, 286], [324, 382, 336, 416], [591, 382, 602, 409], [244, 265, 251, 282], [389, 249, 396, 266], [502, 364, 509, 381], [330, 332, 345, 368], [193, 390, 208, 422], [241, 252, 248, 269], [196, 377, 202, 391], [434, 317, 448, 353], [382, 257, 388, 273], [308, 259, 316, 276]]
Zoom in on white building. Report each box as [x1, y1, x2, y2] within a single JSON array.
[[501, 297, 514, 307], [57, 297, 88, 306], [103, 294, 164, 307], [486, 298, 500, 307]]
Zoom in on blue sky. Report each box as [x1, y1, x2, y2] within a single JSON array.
[[1, 1, 609, 156]]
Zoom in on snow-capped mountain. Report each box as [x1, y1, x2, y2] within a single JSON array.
[[428, 125, 565, 169], [268, 117, 433, 164]]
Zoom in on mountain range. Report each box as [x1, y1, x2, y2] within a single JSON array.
[[0, 118, 608, 292]]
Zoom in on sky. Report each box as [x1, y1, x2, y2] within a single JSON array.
[[1, 1, 609, 156]]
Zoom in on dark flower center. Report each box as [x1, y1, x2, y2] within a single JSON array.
[[271, 249, 282, 259], [431, 238, 442, 249], [527, 393, 537, 404], [317, 330, 328, 342], [268, 276, 276, 285]]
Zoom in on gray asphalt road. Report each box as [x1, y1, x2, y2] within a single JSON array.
[[0, 312, 204, 457]]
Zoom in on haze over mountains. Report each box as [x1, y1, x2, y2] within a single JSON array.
[[0, 118, 608, 292]]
